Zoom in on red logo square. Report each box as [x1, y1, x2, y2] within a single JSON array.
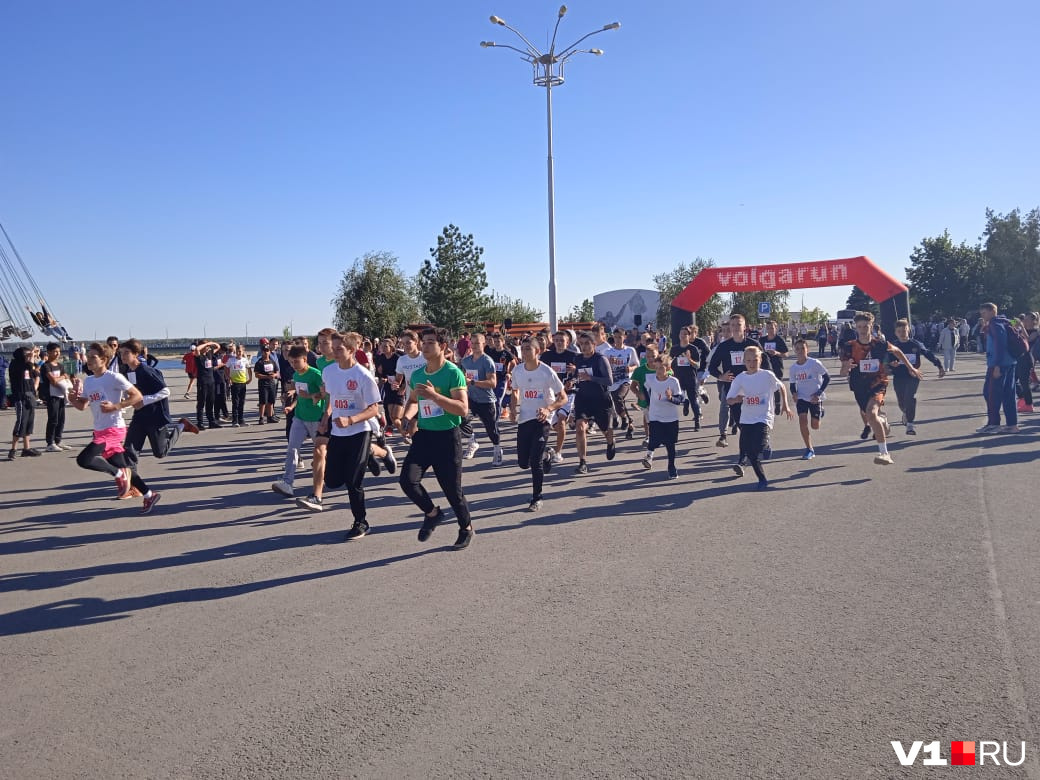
[[951, 741, 975, 766]]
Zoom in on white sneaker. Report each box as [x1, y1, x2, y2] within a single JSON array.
[[641, 453, 653, 470], [874, 453, 894, 465], [976, 424, 1001, 434], [550, 450, 563, 465], [271, 480, 294, 497], [45, 443, 62, 453], [463, 440, 480, 459], [906, 423, 916, 435], [491, 445, 503, 466]]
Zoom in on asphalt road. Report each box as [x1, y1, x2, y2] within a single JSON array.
[[2, 352, 1039, 779]]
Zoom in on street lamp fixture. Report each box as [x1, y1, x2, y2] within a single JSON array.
[[481, 8, 620, 332]]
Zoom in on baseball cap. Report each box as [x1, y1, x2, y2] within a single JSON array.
[[259, 338, 270, 345]]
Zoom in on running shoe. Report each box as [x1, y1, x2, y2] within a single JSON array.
[[550, 450, 563, 465], [452, 526, 474, 549], [296, 494, 324, 512], [700, 391, 709, 405], [801, 449, 815, 460], [114, 468, 131, 498], [231, 422, 239, 428], [732, 464, 745, 477], [682, 399, 690, 416], [491, 445, 503, 467], [667, 467, 678, 480], [463, 440, 480, 460], [209, 422, 222, 429], [271, 480, 294, 498], [21, 448, 41, 457], [542, 454, 553, 474], [874, 453, 894, 465], [716, 436, 728, 448], [641, 438, 649, 449], [641, 453, 653, 470], [368, 455, 381, 477], [975, 424, 1001, 434], [575, 460, 589, 475], [625, 425, 634, 440], [906, 423, 917, 435], [141, 491, 162, 514], [257, 419, 266, 425], [268, 416, 279, 423], [60, 443, 74, 451], [606, 441, 616, 460], [45, 443, 62, 453], [345, 520, 369, 541], [527, 498, 543, 512], [859, 425, 871, 440], [757, 478, 769, 491], [1016, 399, 1030, 413], [694, 422, 701, 431], [418, 508, 444, 542], [382, 445, 398, 474], [730, 424, 738, 436], [998, 425, 1021, 434]]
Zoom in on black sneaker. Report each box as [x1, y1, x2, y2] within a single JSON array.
[[542, 454, 553, 474], [368, 455, 381, 477], [418, 508, 444, 542], [268, 416, 279, 423], [21, 448, 41, 457], [730, 424, 738, 436], [209, 422, 222, 429], [682, 399, 690, 416], [256, 419, 266, 425], [625, 425, 634, 440], [762, 446, 771, 460], [453, 526, 474, 549], [575, 460, 589, 475], [733, 464, 745, 477], [694, 422, 701, 431], [6, 449, 14, 461], [345, 520, 369, 541], [860, 425, 871, 440], [606, 441, 616, 460]]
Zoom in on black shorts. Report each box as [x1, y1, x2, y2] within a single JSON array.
[[12, 397, 35, 437], [648, 420, 678, 449], [257, 380, 276, 405], [574, 395, 610, 431], [796, 399, 824, 419], [850, 379, 885, 412]]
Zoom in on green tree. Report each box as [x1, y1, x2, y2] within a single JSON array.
[[653, 258, 725, 335], [905, 231, 985, 318], [417, 225, 488, 332], [331, 251, 420, 337], [729, 290, 791, 324], [478, 291, 543, 325], [845, 286, 879, 318], [981, 207, 1040, 313], [799, 306, 830, 326], [565, 298, 596, 323]]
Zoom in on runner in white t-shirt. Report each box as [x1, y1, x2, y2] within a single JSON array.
[[393, 329, 427, 439], [69, 342, 161, 513], [511, 338, 568, 511], [605, 328, 640, 438], [726, 346, 793, 489], [640, 353, 684, 479], [788, 339, 831, 460]]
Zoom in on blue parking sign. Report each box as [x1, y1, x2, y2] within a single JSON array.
[[758, 301, 772, 317]]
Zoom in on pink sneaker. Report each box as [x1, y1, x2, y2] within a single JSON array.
[[114, 468, 132, 498], [141, 492, 162, 514]]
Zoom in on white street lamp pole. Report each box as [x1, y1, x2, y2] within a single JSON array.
[[482, 7, 620, 333]]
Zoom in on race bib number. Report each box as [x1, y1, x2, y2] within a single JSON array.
[[204, 360, 213, 369], [419, 400, 444, 419], [550, 362, 566, 374], [730, 351, 745, 366], [333, 397, 359, 411], [523, 388, 546, 401], [764, 342, 777, 352], [793, 371, 810, 382], [263, 363, 274, 373], [295, 382, 309, 394], [24, 370, 30, 380], [905, 354, 918, 365], [50, 369, 60, 377], [127, 371, 137, 385], [494, 362, 504, 372], [676, 356, 691, 367], [745, 395, 763, 405], [859, 359, 880, 373], [578, 368, 592, 381], [465, 370, 477, 381]]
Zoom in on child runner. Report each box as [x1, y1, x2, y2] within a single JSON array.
[[726, 346, 793, 489], [511, 337, 567, 511], [226, 344, 253, 427], [70, 342, 161, 513], [640, 351, 684, 479], [253, 339, 280, 424], [272, 345, 327, 499], [788, 338, 830, 459], [890, 319, 944, 435], [7, 347, 41, 459]]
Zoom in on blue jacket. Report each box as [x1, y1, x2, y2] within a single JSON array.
[[985, 316, 1016, 368]]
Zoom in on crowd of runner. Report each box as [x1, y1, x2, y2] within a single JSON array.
[[3, 302, 1038, 548]]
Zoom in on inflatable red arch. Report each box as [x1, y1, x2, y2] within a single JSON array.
[[670, 255, 910, 339]]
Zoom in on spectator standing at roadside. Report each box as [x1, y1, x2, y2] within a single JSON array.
[[937, 319, 959, 373], [976, 302, 1018, 434]]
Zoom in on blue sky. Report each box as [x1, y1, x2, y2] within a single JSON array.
[[3, 0, 1037, 340]]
